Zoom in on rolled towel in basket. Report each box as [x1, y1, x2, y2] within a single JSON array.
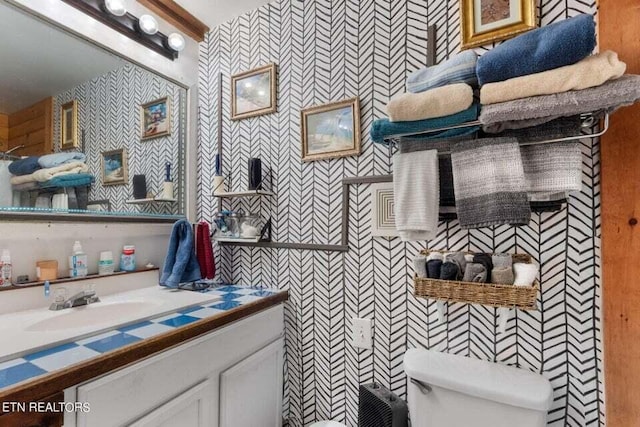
[[426, 252, 444, 279], [387, 83, 473, 122], [440, 262, 460, 280], [407, 50, 478, 92], [491, 268, 515, 285], [476, 14, 596, 85], [413, 256, 428, 278], [513, 263, 538, 286], [444, 252, 467, 277], [473, 253, 493, 283], [492, 253, 512, 269], [480, 51, 626, 105], [463, 263, 487, 282]]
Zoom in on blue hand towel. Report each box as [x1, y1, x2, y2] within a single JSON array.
[[39, 173, 94, 189], [8, 156, 41, 176], [371, 104, 480, 145], [160, 219, 202, 288], [407, 50, 478, 93], [476, 14, 596, 86], [38, 152, 87, 168]]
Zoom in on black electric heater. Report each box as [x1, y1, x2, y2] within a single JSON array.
[[358, 383, 408, 427]]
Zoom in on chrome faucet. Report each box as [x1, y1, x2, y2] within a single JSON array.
[[49, 289, 100, 311]]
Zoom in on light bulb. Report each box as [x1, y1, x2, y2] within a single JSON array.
[[105, 0, 126, 16], [139, 15, 158, 35], [167, 33, 185, 51]]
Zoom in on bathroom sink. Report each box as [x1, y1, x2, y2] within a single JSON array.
[[25, 300, 164, 332], [0, 286, 222, 361]]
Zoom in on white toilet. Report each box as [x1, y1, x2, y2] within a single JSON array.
[[403, 348, 554, 427]]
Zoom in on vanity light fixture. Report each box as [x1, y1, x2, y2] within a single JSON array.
[[104, 0, 126, 16], [167, 33, 185, 51], [61, 0, 183, 60], [138, 14, 159, 35]]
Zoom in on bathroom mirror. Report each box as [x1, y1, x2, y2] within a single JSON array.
[[0, 1, 187, 221]]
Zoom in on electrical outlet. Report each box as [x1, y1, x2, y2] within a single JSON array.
[[352, 317, 373, 350]]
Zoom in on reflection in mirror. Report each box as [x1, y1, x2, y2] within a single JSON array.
[[0, 2, 186, 219]]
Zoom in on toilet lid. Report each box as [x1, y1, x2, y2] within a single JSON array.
[[309, 422, 347, 427]]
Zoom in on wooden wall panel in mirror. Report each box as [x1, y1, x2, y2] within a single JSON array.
[[0, 2, 186, 221]]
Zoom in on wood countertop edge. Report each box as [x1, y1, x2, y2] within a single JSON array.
[[0, 291, 289, 409]]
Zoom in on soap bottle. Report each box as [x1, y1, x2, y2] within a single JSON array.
[[120, 245, 136, 272], [69, 241, 88, 278], [0, 249, 12, 287]]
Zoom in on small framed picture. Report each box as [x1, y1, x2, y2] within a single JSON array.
[[461, 0, 536, 49], [60, 100, 79, 150], [101, 148, 128, 186], [141, 97, 171, 140], [231, 63, 277, 120], [300, 98, 361, 162]]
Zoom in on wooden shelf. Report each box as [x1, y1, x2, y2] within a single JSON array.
[[126, 198, 177, 204], [213, 190, 275, 198]]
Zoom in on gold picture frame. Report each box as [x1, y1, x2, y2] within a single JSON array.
[[231, 63, 277, 120], [300, 98, 361, 162], [60, 100, 78, 150], [141, 97, 171, 140], [460, 0, 536, 49], [101, 148, 128, 186]]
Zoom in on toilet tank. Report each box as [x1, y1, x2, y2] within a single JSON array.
[[403, 349, 554, 427]]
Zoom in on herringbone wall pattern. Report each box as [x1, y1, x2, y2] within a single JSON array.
[[197, 1, 603, 426], [54, 64, 185, 215]]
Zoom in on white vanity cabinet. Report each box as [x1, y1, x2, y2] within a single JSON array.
[[65, 305, 284, 427]]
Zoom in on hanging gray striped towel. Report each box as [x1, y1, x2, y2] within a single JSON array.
[[451, 137, 531, 228]]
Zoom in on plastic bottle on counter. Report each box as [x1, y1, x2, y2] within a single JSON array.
[[98, 251, 115, 275], [69, 241, 88, 278], [0, 249, 12, 287], [120, 245, 136, 272]]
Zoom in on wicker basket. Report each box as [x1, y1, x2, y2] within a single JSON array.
[[414, 250, 539, 310]]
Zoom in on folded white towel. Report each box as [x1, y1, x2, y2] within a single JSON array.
[[480, 51, 626, 105], [387, 83, 473, 122], [10, 161, 89, 185], [393, 150, 439, 241]]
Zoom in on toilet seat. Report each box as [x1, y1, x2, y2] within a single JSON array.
[[309, 421, 347, 427]]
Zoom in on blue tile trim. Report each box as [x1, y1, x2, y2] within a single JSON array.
[[0, 285, 280, 392], [23, 342, 78, 361]]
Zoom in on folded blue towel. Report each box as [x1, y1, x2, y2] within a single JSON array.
[[39, 173, 94, 189], [371, 104, 480, 145], [160, 219, 202, 288], [38, 152, 86, 168], [8, 156, 41, 176], [476, 14, 596, 86], [407, 50, 478, 93]]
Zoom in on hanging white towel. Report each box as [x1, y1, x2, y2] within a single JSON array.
[[393, 150, 439, 241]]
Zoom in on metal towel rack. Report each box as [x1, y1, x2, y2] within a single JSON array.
[[383, 111, 610, 155]]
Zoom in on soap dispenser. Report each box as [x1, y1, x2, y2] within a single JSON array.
[[69, 241, 88, 278], [0, 249, 12, 287]]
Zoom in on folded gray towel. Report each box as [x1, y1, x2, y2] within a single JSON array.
[[483, 115, 582, 137], [463, 263, 487, 282], [492, 253, 512, 269], [491, 267, 515, 284], [413, 256, 427, 278], [451, 137, 531, 228], [479, 74, 640, 128], [521, 142, 582, 200]]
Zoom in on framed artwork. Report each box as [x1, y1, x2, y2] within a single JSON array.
[[460, 0, 536, 49], [369, 182, 399, 237], [231, 63, 277, 120], [60, 100, 79, 150], [141, 97, 171, 140], [300, 97, 361, 162], [101, 148, 128, 186]]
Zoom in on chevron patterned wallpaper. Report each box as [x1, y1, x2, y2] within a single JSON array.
[[197, 1, 603, 426], [54, 64, 185, 215]]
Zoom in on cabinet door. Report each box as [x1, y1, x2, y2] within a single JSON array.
[[129, 380, 214, 427], [219, 338, 284, 427]]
